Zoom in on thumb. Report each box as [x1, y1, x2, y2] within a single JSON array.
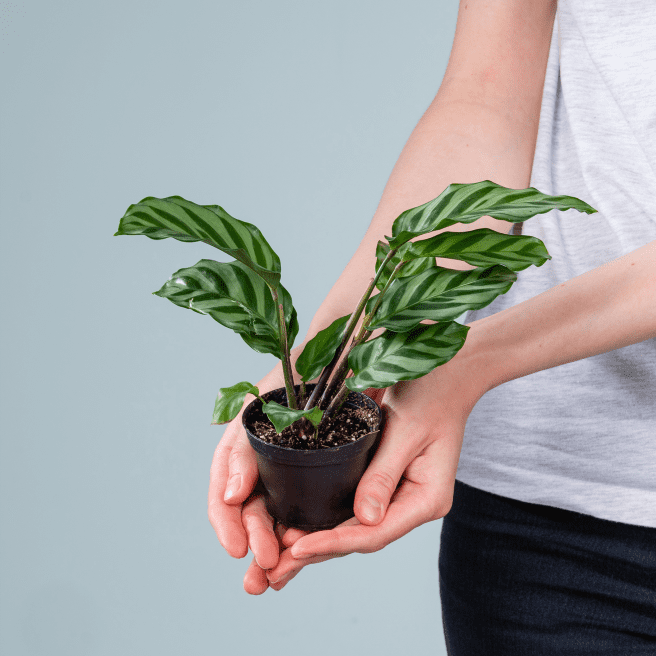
[[353, 414, 421, 526], [223, 423, 259, 504]]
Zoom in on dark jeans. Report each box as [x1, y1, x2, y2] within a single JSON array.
[[439, 479, 656, 655]]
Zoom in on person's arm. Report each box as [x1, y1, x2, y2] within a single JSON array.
[[466, 239, 656, 391], [302, 0, 559, 333], [209, 0, 559, 594], [273, 240, 656, 569]]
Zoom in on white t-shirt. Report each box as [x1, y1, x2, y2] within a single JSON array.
[[456, 0, 656, 527]]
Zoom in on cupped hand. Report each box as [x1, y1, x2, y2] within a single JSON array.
[[207, 370, 285, 571], [259, 363, 485, 591]]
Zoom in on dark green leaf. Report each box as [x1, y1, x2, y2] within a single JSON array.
[[405, 229, 550, 271], [345, 321, 469, 391], [262, 402, 324, 434], [368, 265, 517, 331], [115, 196, 282, 287], [375, 241, 435, 291], [388, 180, 597, 248], [212, 381, 260, 425], [153, 259, 298, 357], [295, 314, 350, 382]]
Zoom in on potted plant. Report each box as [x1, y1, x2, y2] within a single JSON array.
[[115, 180, 596, 530]]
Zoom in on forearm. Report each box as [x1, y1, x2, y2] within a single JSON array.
[[462, 239, 656, 394], [302, 86, 545, 347]]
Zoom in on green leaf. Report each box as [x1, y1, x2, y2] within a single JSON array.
[[262, 402, 324, 434], [115, 196, 282, 287], [375, 241, 435, 291], [405, 229, 550, 271], [295, 314, 350, 382], [367, 265, 517, 332], [388, 180, 597, 248], [345, 321, 469, 391], [153, 259, 298, 357], [212, 381, 261, 425]]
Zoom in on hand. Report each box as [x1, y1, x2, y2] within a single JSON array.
[[261, 360, 485, 590], [207, 370, 286, 579], [240, 387, 386, 594]]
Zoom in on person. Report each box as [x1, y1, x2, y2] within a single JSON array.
[[208, 0, 656, 651]]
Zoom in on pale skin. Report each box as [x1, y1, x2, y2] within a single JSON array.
[[207, 0, 656, 593]]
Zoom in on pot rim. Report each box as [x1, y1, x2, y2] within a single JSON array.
[[242, 385, 383, 459]]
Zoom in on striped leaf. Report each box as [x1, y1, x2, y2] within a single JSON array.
[[388, 180, 597, 248], [262, 402, 324, 434], [153, 259, 298, 357], [212, 381, 261, 425], [406, 229, 550, 271], [368, 265, 517, 332], [345, 321, 469, 391], [115, 196, 281, 287], [375, 240, 435, 291], [295, 314, 350, 382]]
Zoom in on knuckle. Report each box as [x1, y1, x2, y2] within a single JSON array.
[[428, 494, 453, 520], [228, 445, 247, 469], [366, 469, 397, 498], [363, 539, 387, 554]]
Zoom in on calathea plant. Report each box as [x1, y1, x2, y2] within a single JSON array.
[[115, 180, 596, 441]]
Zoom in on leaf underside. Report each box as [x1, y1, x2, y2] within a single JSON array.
[[212, 381, 260, 425]]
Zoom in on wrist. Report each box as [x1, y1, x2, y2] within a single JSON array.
[[440, 319, 498, 410]]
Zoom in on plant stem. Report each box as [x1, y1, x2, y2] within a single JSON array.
[[317, 260, 407, 410], [322, 382, 350, 422], [270, 287, 298, 409], [317, 331, 369, 409], [366, 259, 408, 324], [304, 247, 398, 411]]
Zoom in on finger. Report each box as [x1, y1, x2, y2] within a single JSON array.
[[208, 430, 249, 559], [291, 477, 433, 558], [281, 526, 308, 548], [352, 407, 429, 526], [292, 431, 461, 558], [362, 386, 385, 406], [266, 546, 348, 587], [243, 555, 269, 595], [223, 425, 259, 505], [267, 517, 358, 582], [242, 495, 279, 570]]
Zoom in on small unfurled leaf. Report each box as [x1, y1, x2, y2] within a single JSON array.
[[212, 382, 261, 425], [153, 259, 298, 357], [405, 229, 550, 271], [375, 241, 435, 291], [368, 265, 517, 332], [115, 196, 282, 287], [262, 402, 324, 434], [295, 314, 350, 382], [345, 321, 469, 391], [388, 180, 597, 248]]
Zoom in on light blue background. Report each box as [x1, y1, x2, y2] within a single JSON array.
[[0, 1, 459, 654]]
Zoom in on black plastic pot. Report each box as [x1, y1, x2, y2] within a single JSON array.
[[243, 385, 383, 531]]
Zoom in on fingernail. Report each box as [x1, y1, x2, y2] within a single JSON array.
[[291, 545, 315, 559], [360, 495, 381, 523], [224, 474, 241, 501]]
